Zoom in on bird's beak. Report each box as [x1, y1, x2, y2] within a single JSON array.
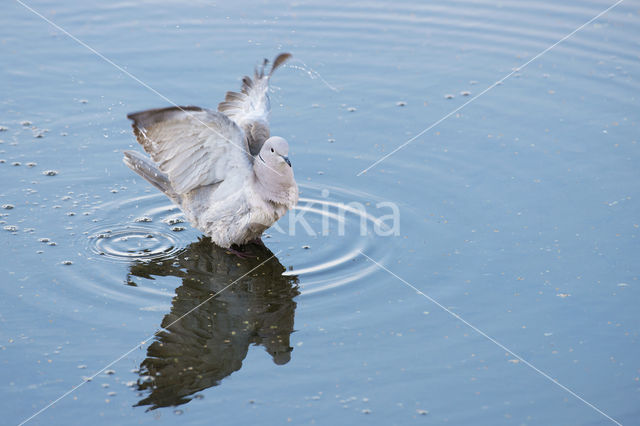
[[282, 155, 291, 167]]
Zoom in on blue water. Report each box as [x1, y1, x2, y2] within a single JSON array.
[[1, 0, 639, 424]]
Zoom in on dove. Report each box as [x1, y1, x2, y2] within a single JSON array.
[[123, 53, 298, 250]]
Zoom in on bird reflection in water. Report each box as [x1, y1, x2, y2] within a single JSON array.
[[126, 237, 299, 410]]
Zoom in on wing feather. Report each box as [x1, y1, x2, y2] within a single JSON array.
[[127, 106, 252, 194], [217, 53, 291, 155]]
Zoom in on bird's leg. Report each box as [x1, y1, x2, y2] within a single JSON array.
[[226, 244, 256, 259]]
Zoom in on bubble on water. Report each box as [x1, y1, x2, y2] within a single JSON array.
[[2, 204, 14, 210], [171, 226, 185, 232], [134, 216, 152, 223], [42, 170, 58, 176], [347, 107, 357, 112], [4, 225, 18, 232], [26, 162, 37, 167], [163, 217, 184, 225], [12, 162, 21, 166], [62, 260, 73, 265], [444, 94, 454, 99], [460, 91, 471, 96], [105, 369, 116, 375], [417, 409, 429, 415], [139, 375, 154, 383], [396, 101, 407, 107], [21, 121, 32, 126]]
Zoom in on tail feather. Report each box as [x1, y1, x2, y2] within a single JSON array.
[[123, 150, 180, 202]]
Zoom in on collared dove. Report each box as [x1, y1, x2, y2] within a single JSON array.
[[123, 53, 298, 249]]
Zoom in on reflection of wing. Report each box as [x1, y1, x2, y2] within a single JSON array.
[[128, 237, 299, 410], [218, 53, 291, 155], [127, 107, 252, 194]]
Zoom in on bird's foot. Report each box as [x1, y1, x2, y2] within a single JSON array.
[[226, 245, 256, 259]]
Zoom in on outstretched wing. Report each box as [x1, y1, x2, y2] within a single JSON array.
[[127, 106, 252, 194], [218, 53, 291, 156]]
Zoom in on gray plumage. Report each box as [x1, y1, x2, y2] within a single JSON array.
[[123, 53, 298, 248]]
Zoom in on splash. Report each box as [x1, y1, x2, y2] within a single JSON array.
[[285, 59, 340, 92]]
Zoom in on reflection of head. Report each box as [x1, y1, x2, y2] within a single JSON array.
[[127, 237, 299, 410]]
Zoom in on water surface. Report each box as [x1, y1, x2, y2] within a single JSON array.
[[1, 0, 639, 424]]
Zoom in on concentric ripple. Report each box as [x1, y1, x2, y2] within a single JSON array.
[[88, 226, 183, 261], [85, 193, 196, 264], [82, 183, 400, 297], [279, 183, 398, 296]]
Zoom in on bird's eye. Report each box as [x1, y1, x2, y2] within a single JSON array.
[[270, 148, 274, 153]]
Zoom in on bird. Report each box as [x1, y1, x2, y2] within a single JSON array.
[[123, 53, 298, 252]]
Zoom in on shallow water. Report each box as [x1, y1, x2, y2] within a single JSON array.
[[1, 0, 639, 424]]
